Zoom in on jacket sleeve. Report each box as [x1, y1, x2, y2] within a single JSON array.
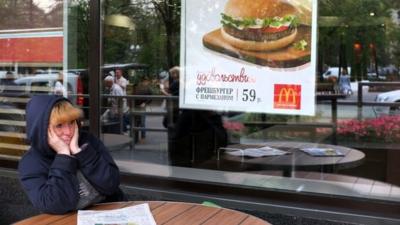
[[18, 153, 80, 214], [74, 134, 120, 195]]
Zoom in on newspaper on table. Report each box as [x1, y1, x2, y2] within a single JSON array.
[[222, 146, 289, 158], [300, 147, 345, 157], [77, 203, 157, 225]]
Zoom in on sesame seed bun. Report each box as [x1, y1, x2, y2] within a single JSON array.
[[224, 0, 298, 19], [221, 0, 299, 51]]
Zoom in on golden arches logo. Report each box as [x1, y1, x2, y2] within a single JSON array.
[[274, 84, 301, 110], [277, 88, 297, 104]]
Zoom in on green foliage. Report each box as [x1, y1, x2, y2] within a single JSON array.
[[104, 26, 135, 63], [68, 0, 89, 69], [100, 0, 180, 74], [34, 0, 400, 82], [318, 0, 400, 80]]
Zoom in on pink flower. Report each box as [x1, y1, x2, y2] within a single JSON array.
[[337, 115, 400, 142], [223, 121, 245, 132]]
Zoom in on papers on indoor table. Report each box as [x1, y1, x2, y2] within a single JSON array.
[[222, 146, 289, 158], [77, 203, 156, 225], [300, 147, 345, 157]]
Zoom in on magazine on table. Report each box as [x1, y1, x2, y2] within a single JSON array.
[[300, 147, 345, 157], [77, 203, 156, 225], [222, 146, 289, 158]]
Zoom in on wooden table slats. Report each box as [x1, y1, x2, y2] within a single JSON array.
[[162, 204, 221, 225], [201, 207, 249, 225], [151, 202, 195, 223], [14, 201, 271, 225], [14, 212, 73, 225], [241, 215, 272, 225]]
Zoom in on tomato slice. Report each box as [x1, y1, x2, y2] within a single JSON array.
[[262, 26, 289, 33]]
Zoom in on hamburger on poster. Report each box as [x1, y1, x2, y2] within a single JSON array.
[[220, 0, 300, 51]]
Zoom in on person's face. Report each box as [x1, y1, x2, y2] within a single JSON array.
[[105, 80, 113, 89], [116, 70, 122, 78], [52, 120, 76, 145], [171, 71, 179, 80]]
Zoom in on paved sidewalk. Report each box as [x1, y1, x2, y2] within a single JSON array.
[[109, 103, 169, 164]]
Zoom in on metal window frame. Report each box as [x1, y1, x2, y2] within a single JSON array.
[[79, 0, 400, 224], [88, 0, 101, 137]]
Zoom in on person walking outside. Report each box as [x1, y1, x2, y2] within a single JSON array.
[[102, 75, 130, 133], [115, 68, 128, 94]]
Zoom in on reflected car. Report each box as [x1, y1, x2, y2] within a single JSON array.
[[367, 70, 387, 80], [322, 67, 351, 80], [14, 73, 78, 99], [0, 73, 88, 131], [374, 89, 400, 115]]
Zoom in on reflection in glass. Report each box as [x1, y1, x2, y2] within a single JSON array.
[[0, 0, 89, 157], [98, 0, 400, 204]]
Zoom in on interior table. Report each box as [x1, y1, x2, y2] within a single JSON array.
[[219, 141, 365, 177], [102, 133, 133, 150], [14, 201, 271, 225]]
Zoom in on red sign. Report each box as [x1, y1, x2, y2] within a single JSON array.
[[0, 37, 62, 63], [273, 84, 301, 110]]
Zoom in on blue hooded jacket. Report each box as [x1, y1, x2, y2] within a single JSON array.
[[18, 95, 124, 214]]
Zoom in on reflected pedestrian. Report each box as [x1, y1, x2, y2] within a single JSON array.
[[169, 110, 227, 166], [162, 66, 180, 128], [53, 71, 66, 95], [115, 69, 128, 94], [133, 78, 152, 142], [102, 75, 129, 133]]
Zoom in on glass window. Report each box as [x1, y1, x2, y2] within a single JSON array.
[[0, 0, 89, 157], [30, 81, 51, 94], [0, 0, 399, 212], [100, 0, 400, 206]]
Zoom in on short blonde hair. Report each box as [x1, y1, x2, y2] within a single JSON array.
[[169, 66, 179, 77], [50, 100, 83, 125]]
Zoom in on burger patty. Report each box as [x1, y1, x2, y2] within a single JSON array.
[[223, 25, 296, 42]]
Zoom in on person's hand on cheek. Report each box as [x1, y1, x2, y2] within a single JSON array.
[[48, 126, 70, 155], [70, 122, 81, 155]]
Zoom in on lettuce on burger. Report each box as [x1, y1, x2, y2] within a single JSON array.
[[221, 0, 299, 51]]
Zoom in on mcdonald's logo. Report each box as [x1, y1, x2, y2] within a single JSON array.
[[273, 84, 301, 110]]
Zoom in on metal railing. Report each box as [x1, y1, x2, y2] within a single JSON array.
[[3, 82, 399, 154], [100, 94, 178, 149], [102, 82, 400, 149]]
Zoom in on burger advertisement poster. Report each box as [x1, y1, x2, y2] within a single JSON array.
[[180, 0, 317, 115]]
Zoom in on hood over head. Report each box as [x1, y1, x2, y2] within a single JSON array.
[[26, 95, 69, 157]]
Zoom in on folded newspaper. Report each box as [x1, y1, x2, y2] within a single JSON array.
[[223, 146, 289, 157], [300, 147, 344, 156], [77, 203, 157, 225]]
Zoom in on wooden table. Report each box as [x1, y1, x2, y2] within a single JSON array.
[[220, 141, 365, 177], [102, 133, 133, 150], [14, 201, 271, 225]]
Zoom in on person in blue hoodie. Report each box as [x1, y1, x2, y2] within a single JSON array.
[[18, 95, 125, 214]]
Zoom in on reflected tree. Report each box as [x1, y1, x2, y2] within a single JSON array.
[[0, 0, 62, 29], [68, 0, 89, 69], [102, 0, 179, 74], [150, 0, 181, 68], [318, 0, 399, 81]]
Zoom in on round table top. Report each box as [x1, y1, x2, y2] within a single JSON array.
[[102, 133, 132, 150], [221, 141, 365, 171], [14, 201, 271, 225]]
